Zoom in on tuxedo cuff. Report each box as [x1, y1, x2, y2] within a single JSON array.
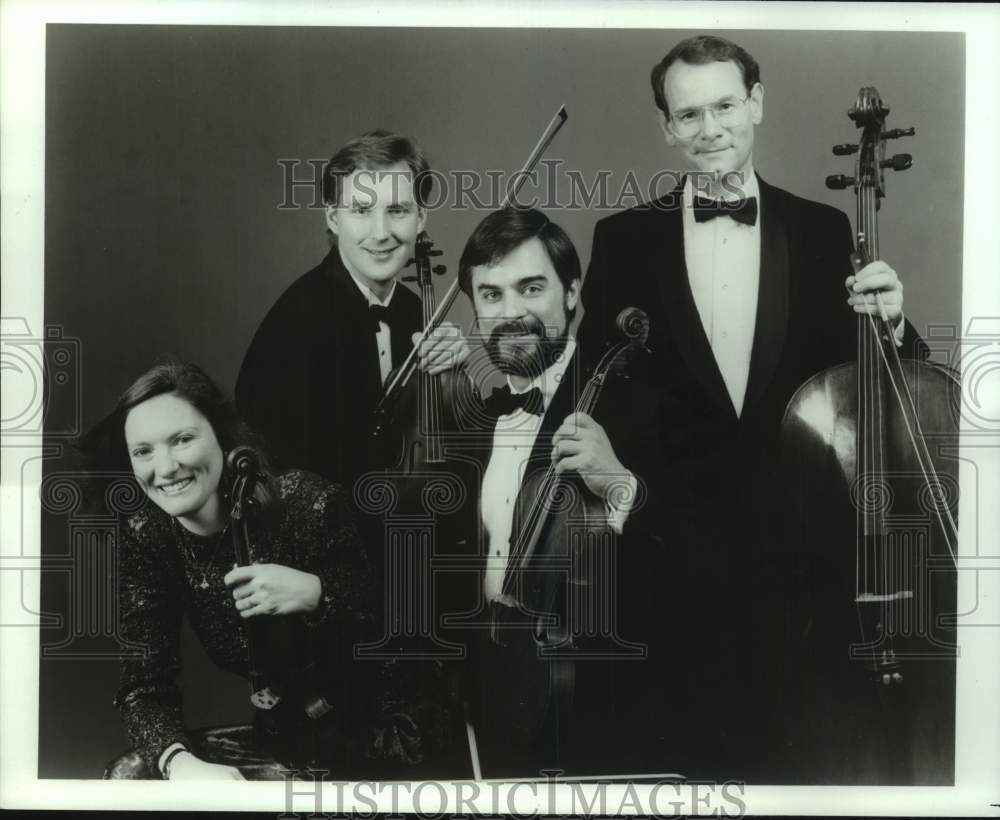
[[606, 472, 639, 535], [893, 312, 906, 347]]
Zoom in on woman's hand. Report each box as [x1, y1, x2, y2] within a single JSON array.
[[224, 563, 322, 618], [167, 750, 245, 780]]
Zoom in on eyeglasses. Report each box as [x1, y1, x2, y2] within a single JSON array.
[[668, 95, 751, 138]]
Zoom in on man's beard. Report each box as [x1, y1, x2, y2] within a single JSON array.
[[485, 314, 570, 380]]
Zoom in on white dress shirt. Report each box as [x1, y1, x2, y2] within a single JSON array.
[[345, 256, 396, 386], [682, 171, 905, 418], [682, 172, 761, 417]]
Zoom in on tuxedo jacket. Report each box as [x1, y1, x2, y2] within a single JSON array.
[[235, 247, 421, 493], [576, 175, 925, 780]]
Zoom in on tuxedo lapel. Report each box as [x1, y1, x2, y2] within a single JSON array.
[[527, 349, 580, 468], [652, 193, 738, 415], [743, 176, 790, 413], [320, 248, 385, 404]]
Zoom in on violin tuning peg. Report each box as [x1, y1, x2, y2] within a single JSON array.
[[432, 265, 446, 276], [402, 275, 417, 283], [832, 143, 858, 156], [825, 174, 855, 190], [883, 127, 915, 140], [880, 153, 912, 172], [429, 249, 443, 257]]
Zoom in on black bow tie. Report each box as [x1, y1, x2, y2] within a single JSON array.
[[484, 385, 545, 418], [693, 195, 758, 226], [369, 302, 402, 330]]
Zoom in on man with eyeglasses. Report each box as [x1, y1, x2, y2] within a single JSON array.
[[576, 35, 925, 782]]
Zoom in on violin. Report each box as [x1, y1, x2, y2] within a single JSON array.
[[488, 307, 650, 755], [227, 446, 333, 770], [780, 87, 959, 783]]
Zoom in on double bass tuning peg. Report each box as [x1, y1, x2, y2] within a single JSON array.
[[883, 127, 915, 140], [825, 174, 855, 190], [880, 153, 912, 172]]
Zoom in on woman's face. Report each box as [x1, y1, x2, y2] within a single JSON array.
[[123, 392, 226, 534]]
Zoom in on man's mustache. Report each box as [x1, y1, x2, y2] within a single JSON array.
[[487, 316, 547, 345]]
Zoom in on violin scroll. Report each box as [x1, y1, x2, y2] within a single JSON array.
[[227, 445, 261, 477], [616, 306, 650, 346]]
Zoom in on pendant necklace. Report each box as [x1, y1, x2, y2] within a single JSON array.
[[176, 520, 231, 590]]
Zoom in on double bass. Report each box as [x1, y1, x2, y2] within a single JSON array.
[[781, 87, 960, 783]]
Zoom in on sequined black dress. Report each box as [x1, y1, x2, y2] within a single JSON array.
[[114, 469, 455, 777]]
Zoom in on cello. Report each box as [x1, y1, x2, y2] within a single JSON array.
[[485, 307, 650, 770], [780, 87, 960, 783]]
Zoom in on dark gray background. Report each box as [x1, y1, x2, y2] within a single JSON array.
[[40, 25, 964, 777]]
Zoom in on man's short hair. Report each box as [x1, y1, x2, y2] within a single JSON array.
[[457, 207, 581, 321], [650, 35, 762, 117], [321, 129, 433, 208]]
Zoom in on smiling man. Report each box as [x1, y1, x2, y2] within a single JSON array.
[[236, 130, 467, 493], [576, 35, 926, 782]]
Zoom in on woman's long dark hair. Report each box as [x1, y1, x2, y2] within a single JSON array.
[[79, 359, 277, 519]]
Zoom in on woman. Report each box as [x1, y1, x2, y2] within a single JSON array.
[[83, 360, 452, 779]]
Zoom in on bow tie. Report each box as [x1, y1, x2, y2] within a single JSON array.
[[369, 302, 402, 330], [692, 195, 758, 226], [484, 385, 545, 418]]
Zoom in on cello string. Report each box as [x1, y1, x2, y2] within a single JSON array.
[[868, 189, 892, 600], [869, 293, 959, 560], [872, 289, 960, 545]]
